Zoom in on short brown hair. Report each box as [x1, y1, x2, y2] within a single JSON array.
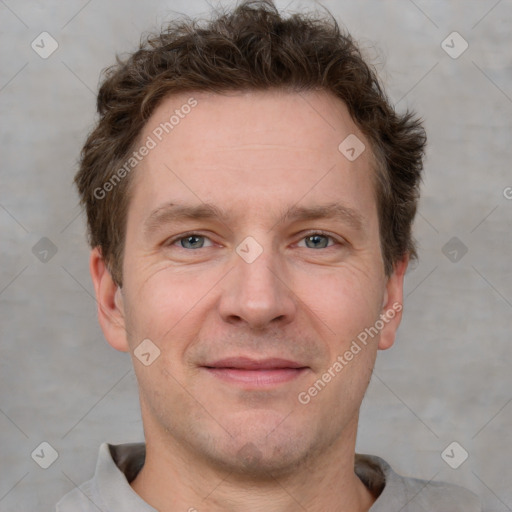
[[75, 0, 426, 286]]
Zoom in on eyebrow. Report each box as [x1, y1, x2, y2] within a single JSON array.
[[143, 201, 364, 237], [279, 203, 364, 232], [143, 203, 230, 237]]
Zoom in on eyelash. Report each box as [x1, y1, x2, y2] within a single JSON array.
[[165, 230, 343, 249]]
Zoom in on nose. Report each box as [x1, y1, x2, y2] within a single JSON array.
[[218, 244, 297, 330]]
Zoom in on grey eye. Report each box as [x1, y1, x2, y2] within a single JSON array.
[[304, 234, 330, 249], [180, 235, 206, 249]]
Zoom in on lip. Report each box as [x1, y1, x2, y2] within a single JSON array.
[[205, 357, 307, 370], [202, 357, 309, 388]]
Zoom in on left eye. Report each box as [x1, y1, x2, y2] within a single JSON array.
[[174, 234, 213, 249], [298, 234, 336, 249]]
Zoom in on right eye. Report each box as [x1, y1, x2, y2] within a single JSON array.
[[168, 233, 214, 250]]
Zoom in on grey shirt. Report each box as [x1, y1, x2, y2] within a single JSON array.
[[57, 443, 481, 511]]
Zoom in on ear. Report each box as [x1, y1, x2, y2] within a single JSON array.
[[377, 255, 409, 351], [89, 247, 130, 352]]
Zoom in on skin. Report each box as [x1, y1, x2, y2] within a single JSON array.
[[90, 89, 407, 512]]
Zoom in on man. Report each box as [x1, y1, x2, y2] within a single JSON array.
[[57, 0, 481, 510]]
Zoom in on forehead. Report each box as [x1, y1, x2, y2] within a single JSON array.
[[129, 89, 378, 228], [141, 88, 368, 161]]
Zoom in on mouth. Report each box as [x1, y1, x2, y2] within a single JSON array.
[[201, 357, 309, 388]]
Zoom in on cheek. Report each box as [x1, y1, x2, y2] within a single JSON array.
[[299, 266, 383, 346], [123, 267, 214, 345], [295, 269, 381, 414]]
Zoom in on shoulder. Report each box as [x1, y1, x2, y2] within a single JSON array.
[[356, 454, 481, 512], [397, 473, 481, 511], [56, 478, 105, 512], [55, 442, 150, 512]]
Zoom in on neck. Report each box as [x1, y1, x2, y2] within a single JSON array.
[[131, 415, 376, 512]]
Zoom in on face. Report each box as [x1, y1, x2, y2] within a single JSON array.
[[92, 89, 406, 477]]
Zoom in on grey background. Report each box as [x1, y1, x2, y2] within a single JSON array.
[[1, 0, 511, 510]]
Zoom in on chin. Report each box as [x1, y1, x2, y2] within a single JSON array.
[[199, 416, 320, 479], [209, 443, 310, 480]]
